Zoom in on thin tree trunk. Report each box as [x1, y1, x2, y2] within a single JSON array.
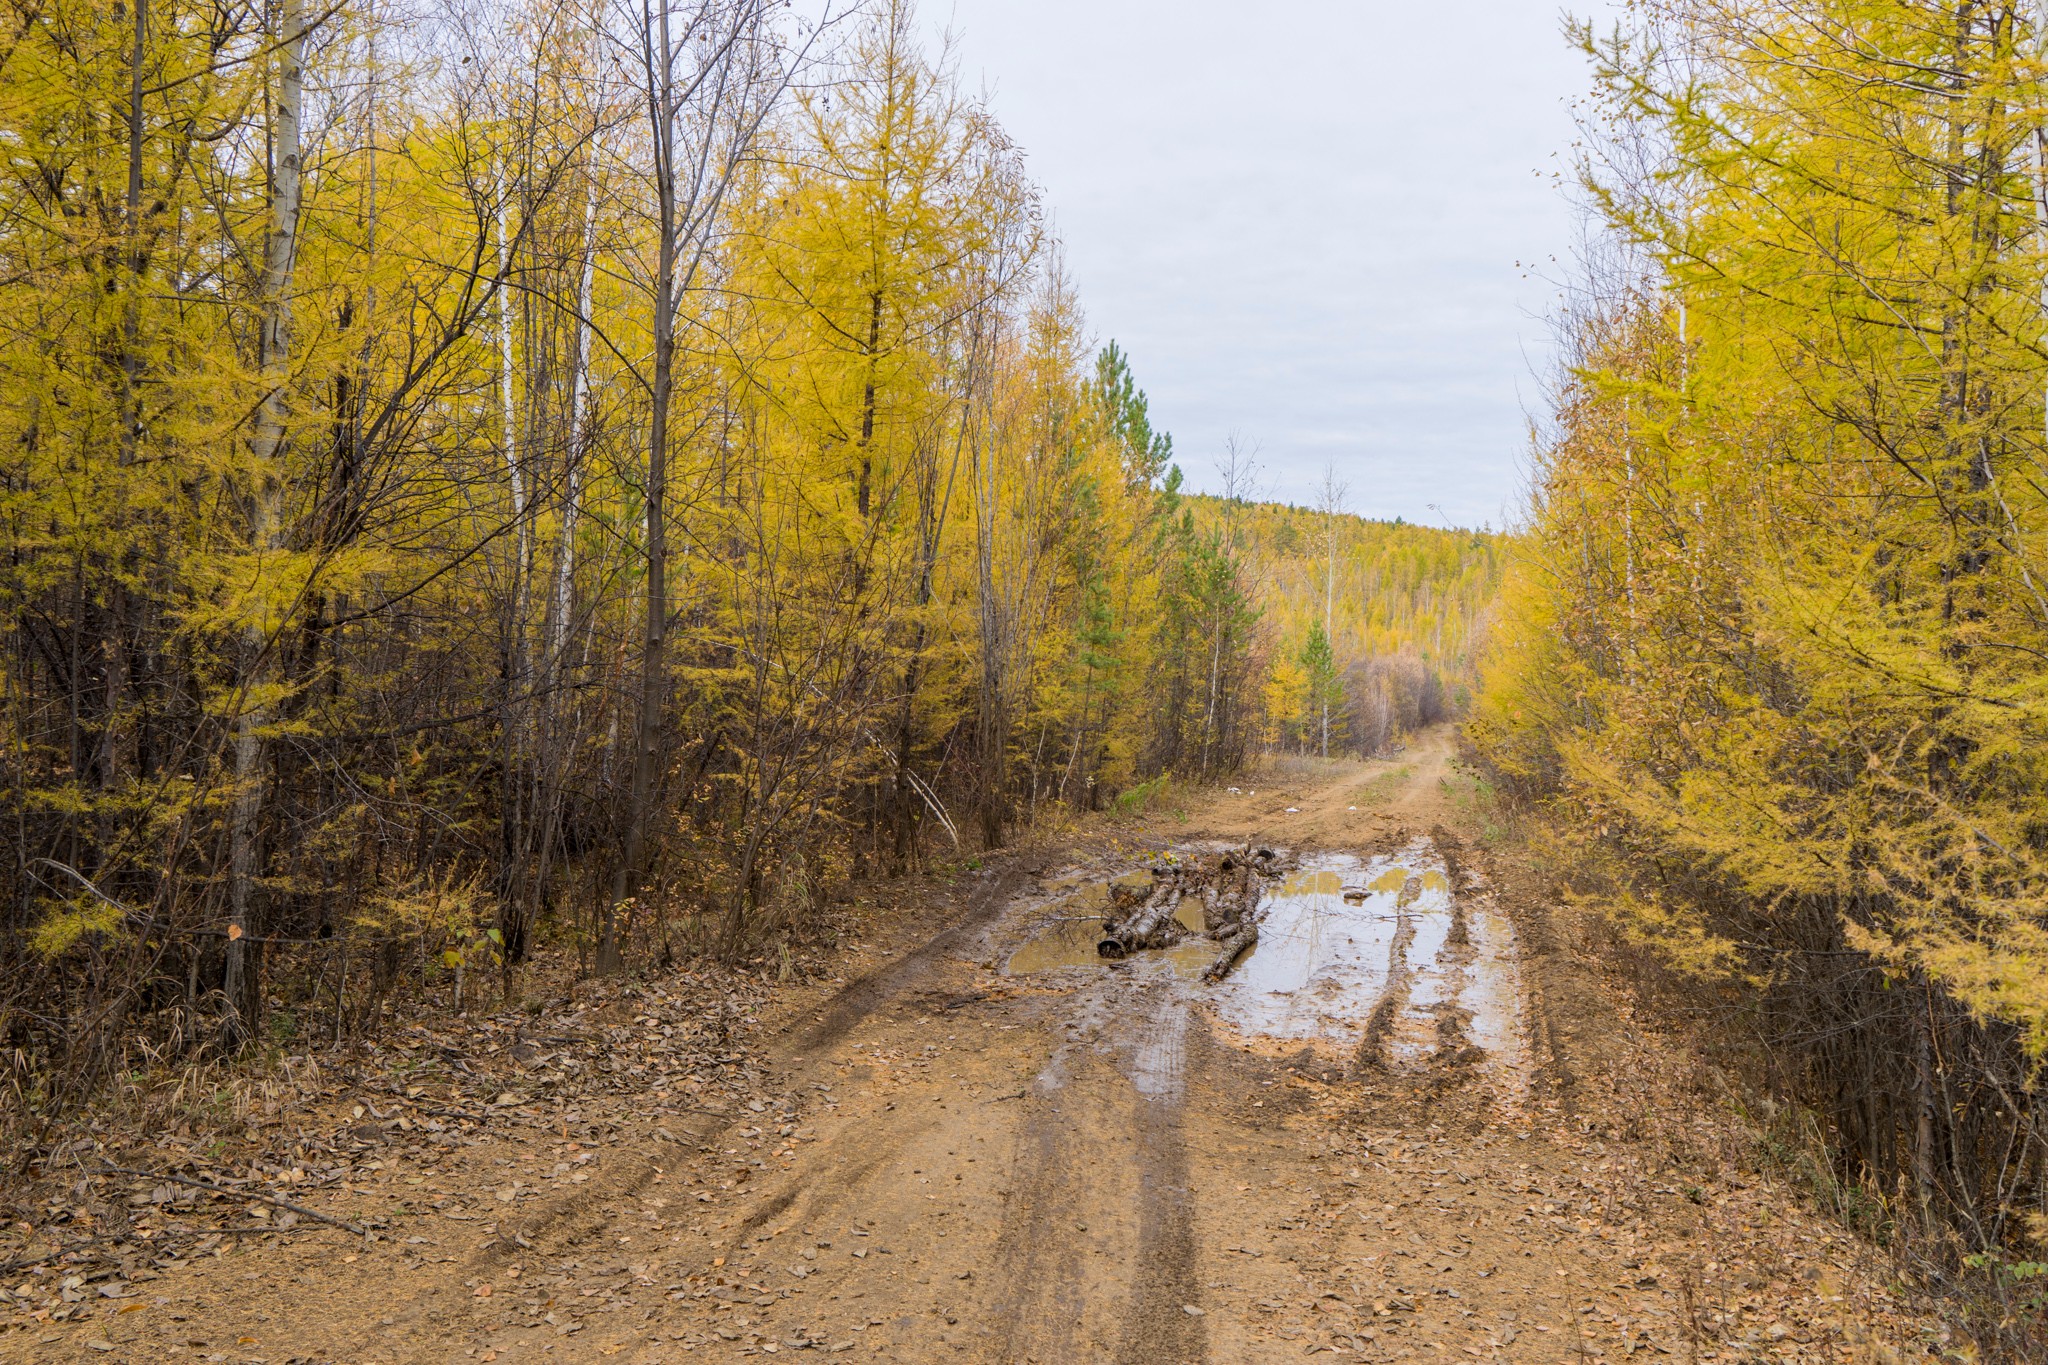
[[856, 289, 881, 520], [497, 195, 527, 572], [103, 0, 150, 794], [518, 179, 601, 974], [1322, 503, 1335, 758], [1200, 608, 1223, 778], [1913, 980, 1938, 1222], [225, 0, 306, 1046], [548, 180, 599, 679], [972, 410, 1007, 847], [494, 185, 531, 974], [604, 3, 679, 973], [2036, 5, 2048, 460]]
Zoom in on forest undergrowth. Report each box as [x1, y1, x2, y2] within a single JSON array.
[[1479, 790, 2048, 1359]]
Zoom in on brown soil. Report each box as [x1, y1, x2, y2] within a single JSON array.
[[1, 730, 1949, 1364]]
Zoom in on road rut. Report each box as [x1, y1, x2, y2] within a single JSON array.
[[11, 733, 1922, 1365]]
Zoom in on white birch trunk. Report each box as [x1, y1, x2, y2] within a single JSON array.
[[496, 195, 526, 563], [550, 180, 600, 676], [225, 0, 307, 1043]]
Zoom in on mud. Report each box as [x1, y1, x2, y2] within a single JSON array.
[[6, 729, 1924, 1365], [1005, 887, 1214, 980], [1008, 839, 1525, 1086]]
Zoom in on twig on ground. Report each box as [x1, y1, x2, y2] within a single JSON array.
[[91, 1164, 367, 1235], [0, 1221, 322, 1275], [0, 1232, 134, 1275]]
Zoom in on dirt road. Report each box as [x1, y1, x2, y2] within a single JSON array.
[[5, 734, 1930, 1363]]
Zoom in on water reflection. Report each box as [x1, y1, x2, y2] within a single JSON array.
[[1208, 852, 1420, 1042], [1006, 841, 1523, 1069]]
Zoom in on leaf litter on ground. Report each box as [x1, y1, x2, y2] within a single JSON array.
[[0, 957, 787, 1331]]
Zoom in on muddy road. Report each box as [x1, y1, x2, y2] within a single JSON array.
[[9, 733, 1918, 1363]]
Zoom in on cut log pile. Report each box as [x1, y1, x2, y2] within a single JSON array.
[[1096, 847, 1279, 983]]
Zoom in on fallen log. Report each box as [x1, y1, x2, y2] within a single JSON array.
[[1200, 847, 1276, 980], [1097, 847, 1279, 962], [1203, 917, 1260, 983], [1196, 865, 1234, 932], [1204, 853, 1264, 937], [1099, 884, 1187, 958], [1103, 868, 1175, 938]]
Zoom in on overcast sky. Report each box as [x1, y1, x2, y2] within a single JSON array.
[[929, 1, 1602, 530]]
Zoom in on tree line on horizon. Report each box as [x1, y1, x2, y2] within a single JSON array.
[[1247, 503, 1501, 759]]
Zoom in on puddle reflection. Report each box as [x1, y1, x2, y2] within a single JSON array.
[[1007, 841, 1523, 1067], [1210, 851, 1424, 1042]]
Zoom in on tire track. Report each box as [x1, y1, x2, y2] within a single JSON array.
[[788, 854, 1044, 1054], [1113, 994, 1206, 1365], [1352, 872, 1422, 1074]]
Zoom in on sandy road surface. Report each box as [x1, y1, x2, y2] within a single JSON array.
[[6, 734, 1922, 1364]]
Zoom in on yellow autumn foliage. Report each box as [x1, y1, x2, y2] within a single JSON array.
[[1472, 0, 2048, 1259]]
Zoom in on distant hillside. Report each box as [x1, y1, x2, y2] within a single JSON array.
[[1190, 497, 1505, 754]]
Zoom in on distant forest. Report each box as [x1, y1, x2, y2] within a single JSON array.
[[1234, 503, 1501, 758]]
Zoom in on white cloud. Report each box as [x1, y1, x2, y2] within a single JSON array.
[[931, 0, 1603, 528]]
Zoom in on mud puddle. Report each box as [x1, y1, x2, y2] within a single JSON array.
[[1007, 840, 1525, 1069], [1006, 881, 1217, 979]]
